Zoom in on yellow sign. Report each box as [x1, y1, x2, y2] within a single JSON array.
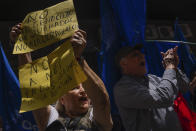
[[13, 0, 78, 54], [19, 40, 87, 112]]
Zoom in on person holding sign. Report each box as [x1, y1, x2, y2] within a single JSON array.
[[10, 24, 113, 131], [113, 45, 191, 131]]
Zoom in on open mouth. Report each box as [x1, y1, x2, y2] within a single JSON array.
[[79, 96, 88, 102]]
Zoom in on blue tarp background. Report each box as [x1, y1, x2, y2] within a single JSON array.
[[99, 0, 146, 114]]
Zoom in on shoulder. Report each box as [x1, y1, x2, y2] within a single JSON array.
[[114, 75, 140, 92], [113, 76, 140, 100], [114, 76, 135, 90], [47, 105, 59, 127]]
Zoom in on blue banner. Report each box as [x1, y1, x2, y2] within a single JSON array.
[[99, 0, 146, 114], [0, 42, 38, 131]]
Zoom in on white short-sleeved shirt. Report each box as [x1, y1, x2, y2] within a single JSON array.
[[47, 105, 59, 126]]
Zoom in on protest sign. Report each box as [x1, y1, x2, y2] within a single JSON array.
[[19, 40, 87, 112], [13, 0, 78, 54]]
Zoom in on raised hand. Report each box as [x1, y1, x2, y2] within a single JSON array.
[[161, 46, 179, 69], [70, 29, 87, 59], [9, 23, 22, 43]]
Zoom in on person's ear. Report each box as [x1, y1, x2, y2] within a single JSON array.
[[120, 57, 128, 68], [59, 96, 65, 105]]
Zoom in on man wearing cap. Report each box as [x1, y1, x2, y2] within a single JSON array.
[[114, 45, 189, 131]]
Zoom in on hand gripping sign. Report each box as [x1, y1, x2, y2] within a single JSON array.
[[13, 0, 78, 54], [19, 40, 87, 112]]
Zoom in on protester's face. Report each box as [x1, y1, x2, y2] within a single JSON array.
[[60, 84, 90, 116], [120, 50, 147, 76]]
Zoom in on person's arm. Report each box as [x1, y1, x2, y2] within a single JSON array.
[[32, 106, 51, 131], [162, 46, 189, 93], [10, 23, 33, 66], [80, 58, 113, 131], [71, 30, 112, 131], [114, 68, 178, 109], [176, 69, 189, 93], [10, 23, 51, 131]]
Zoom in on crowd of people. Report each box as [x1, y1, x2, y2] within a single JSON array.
[[0, 21, 195, 131]]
